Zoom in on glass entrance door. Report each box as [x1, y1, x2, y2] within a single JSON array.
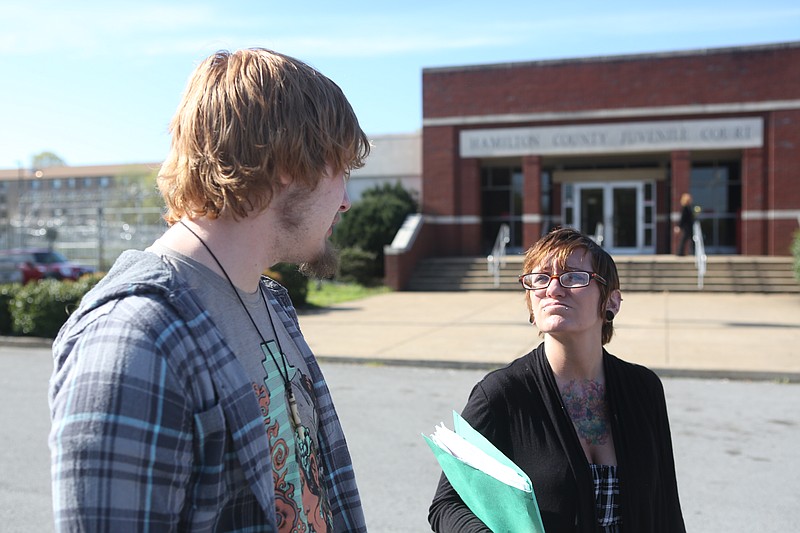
[[570, 182, 655, 254], [578, 187, 604, 243], [612, 186, 638, 249]]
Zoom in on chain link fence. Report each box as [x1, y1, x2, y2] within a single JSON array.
[[2, 186, 167, 271]]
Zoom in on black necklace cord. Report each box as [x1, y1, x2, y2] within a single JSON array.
[[177, 220, 296, 421]]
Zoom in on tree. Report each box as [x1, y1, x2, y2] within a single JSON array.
[[332, 182, 418, 277], [31, 151, 66, 168], [108, 168, 165, 223]]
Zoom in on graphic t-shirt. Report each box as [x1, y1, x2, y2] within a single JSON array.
[[151, 244, 332, 532]]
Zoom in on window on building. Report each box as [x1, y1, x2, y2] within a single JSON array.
[[690, 160, 741, 253], [481, 166, 523, 254]]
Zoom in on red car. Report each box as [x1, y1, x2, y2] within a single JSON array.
[[0, 248, 93, 284]]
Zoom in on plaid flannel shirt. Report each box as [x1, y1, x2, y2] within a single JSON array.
[[48, 250, 366, 532]]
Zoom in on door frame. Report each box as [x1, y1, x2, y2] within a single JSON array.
[[570, 181, 655, 254]]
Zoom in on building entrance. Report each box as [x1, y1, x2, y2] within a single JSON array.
[[567, 181, 656, 254]]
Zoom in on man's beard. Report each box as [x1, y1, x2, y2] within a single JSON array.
[[275, 183, 341, 279], [298, 240, 339, 279]]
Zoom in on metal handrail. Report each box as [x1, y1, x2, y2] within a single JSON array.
[[592, 222, 605, 247], [693, 221, 707, 289], [487, 223, 510, 288]]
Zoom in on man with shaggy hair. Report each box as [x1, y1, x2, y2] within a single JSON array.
[[49, 48, 370, 532]]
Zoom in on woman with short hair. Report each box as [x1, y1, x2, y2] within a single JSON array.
[[429, 227, 686, 533]]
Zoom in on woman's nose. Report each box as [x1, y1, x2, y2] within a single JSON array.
[[544, 275, 566, 296]]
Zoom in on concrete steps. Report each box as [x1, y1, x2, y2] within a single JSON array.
[[406, 255, 800, 293]]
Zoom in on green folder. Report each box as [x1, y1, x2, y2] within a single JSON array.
[[424, 411, 545, 533]]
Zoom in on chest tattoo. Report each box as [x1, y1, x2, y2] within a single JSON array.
[[559, 379, 610, 445]]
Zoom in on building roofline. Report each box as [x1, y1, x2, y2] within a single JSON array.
[[0, 162, 162, 181], [368, 131, 421, 140], [423, 40, 800, 75]]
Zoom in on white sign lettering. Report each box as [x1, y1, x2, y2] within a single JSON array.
[[459, 118, 763, 157]]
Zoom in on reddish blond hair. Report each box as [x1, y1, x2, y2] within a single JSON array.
[[158, 48, 370, 224]]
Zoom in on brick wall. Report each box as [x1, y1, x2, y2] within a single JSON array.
[[768, 109, 800, 254], [521, 155, 542, 248], [424, 44, 800, 119], [421, 126, 458, 215]]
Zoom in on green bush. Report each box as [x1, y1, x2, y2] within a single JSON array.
[[265, 263, 309, 307], [0, 284, 22, 335], [792, 230, 800, 283], [8, 273, 104, 338], [11, 280, 86, 338], [332, 182, 417, 277], [337, 247, 379, 286]]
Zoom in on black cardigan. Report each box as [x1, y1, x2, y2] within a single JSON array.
[[429, 343, 686, 532]]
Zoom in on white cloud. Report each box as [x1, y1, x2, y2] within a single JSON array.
[[520, 7, 800, 37], [1, 3, 798, 59], [0, 3, 235, 56]]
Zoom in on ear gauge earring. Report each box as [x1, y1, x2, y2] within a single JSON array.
[[529, 313, 535, 325], [605, 310, 615, 323]]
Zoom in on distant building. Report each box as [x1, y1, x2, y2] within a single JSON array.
[[385, 40, 800, 289], [348, 132, 421, 202], [0, 162, 163, 269], [0, 133, 421, 268]]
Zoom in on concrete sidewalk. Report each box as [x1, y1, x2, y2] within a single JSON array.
[[10, 290, 799, 381], [298, 291, 800, 381]]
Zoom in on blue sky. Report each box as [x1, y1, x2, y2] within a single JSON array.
[[1, 0, 799, 169]]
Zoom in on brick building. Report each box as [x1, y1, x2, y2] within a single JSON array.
[[386, 41, 800, 289]]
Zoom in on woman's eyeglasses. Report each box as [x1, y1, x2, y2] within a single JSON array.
[[518, 271, 607, 291]]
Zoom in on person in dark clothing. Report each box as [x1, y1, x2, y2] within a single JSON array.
[[676, 193, 695, 256], [429, 227, 685, 533]]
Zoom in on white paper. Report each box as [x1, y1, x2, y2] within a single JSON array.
[[429, 423, 530, 491]]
